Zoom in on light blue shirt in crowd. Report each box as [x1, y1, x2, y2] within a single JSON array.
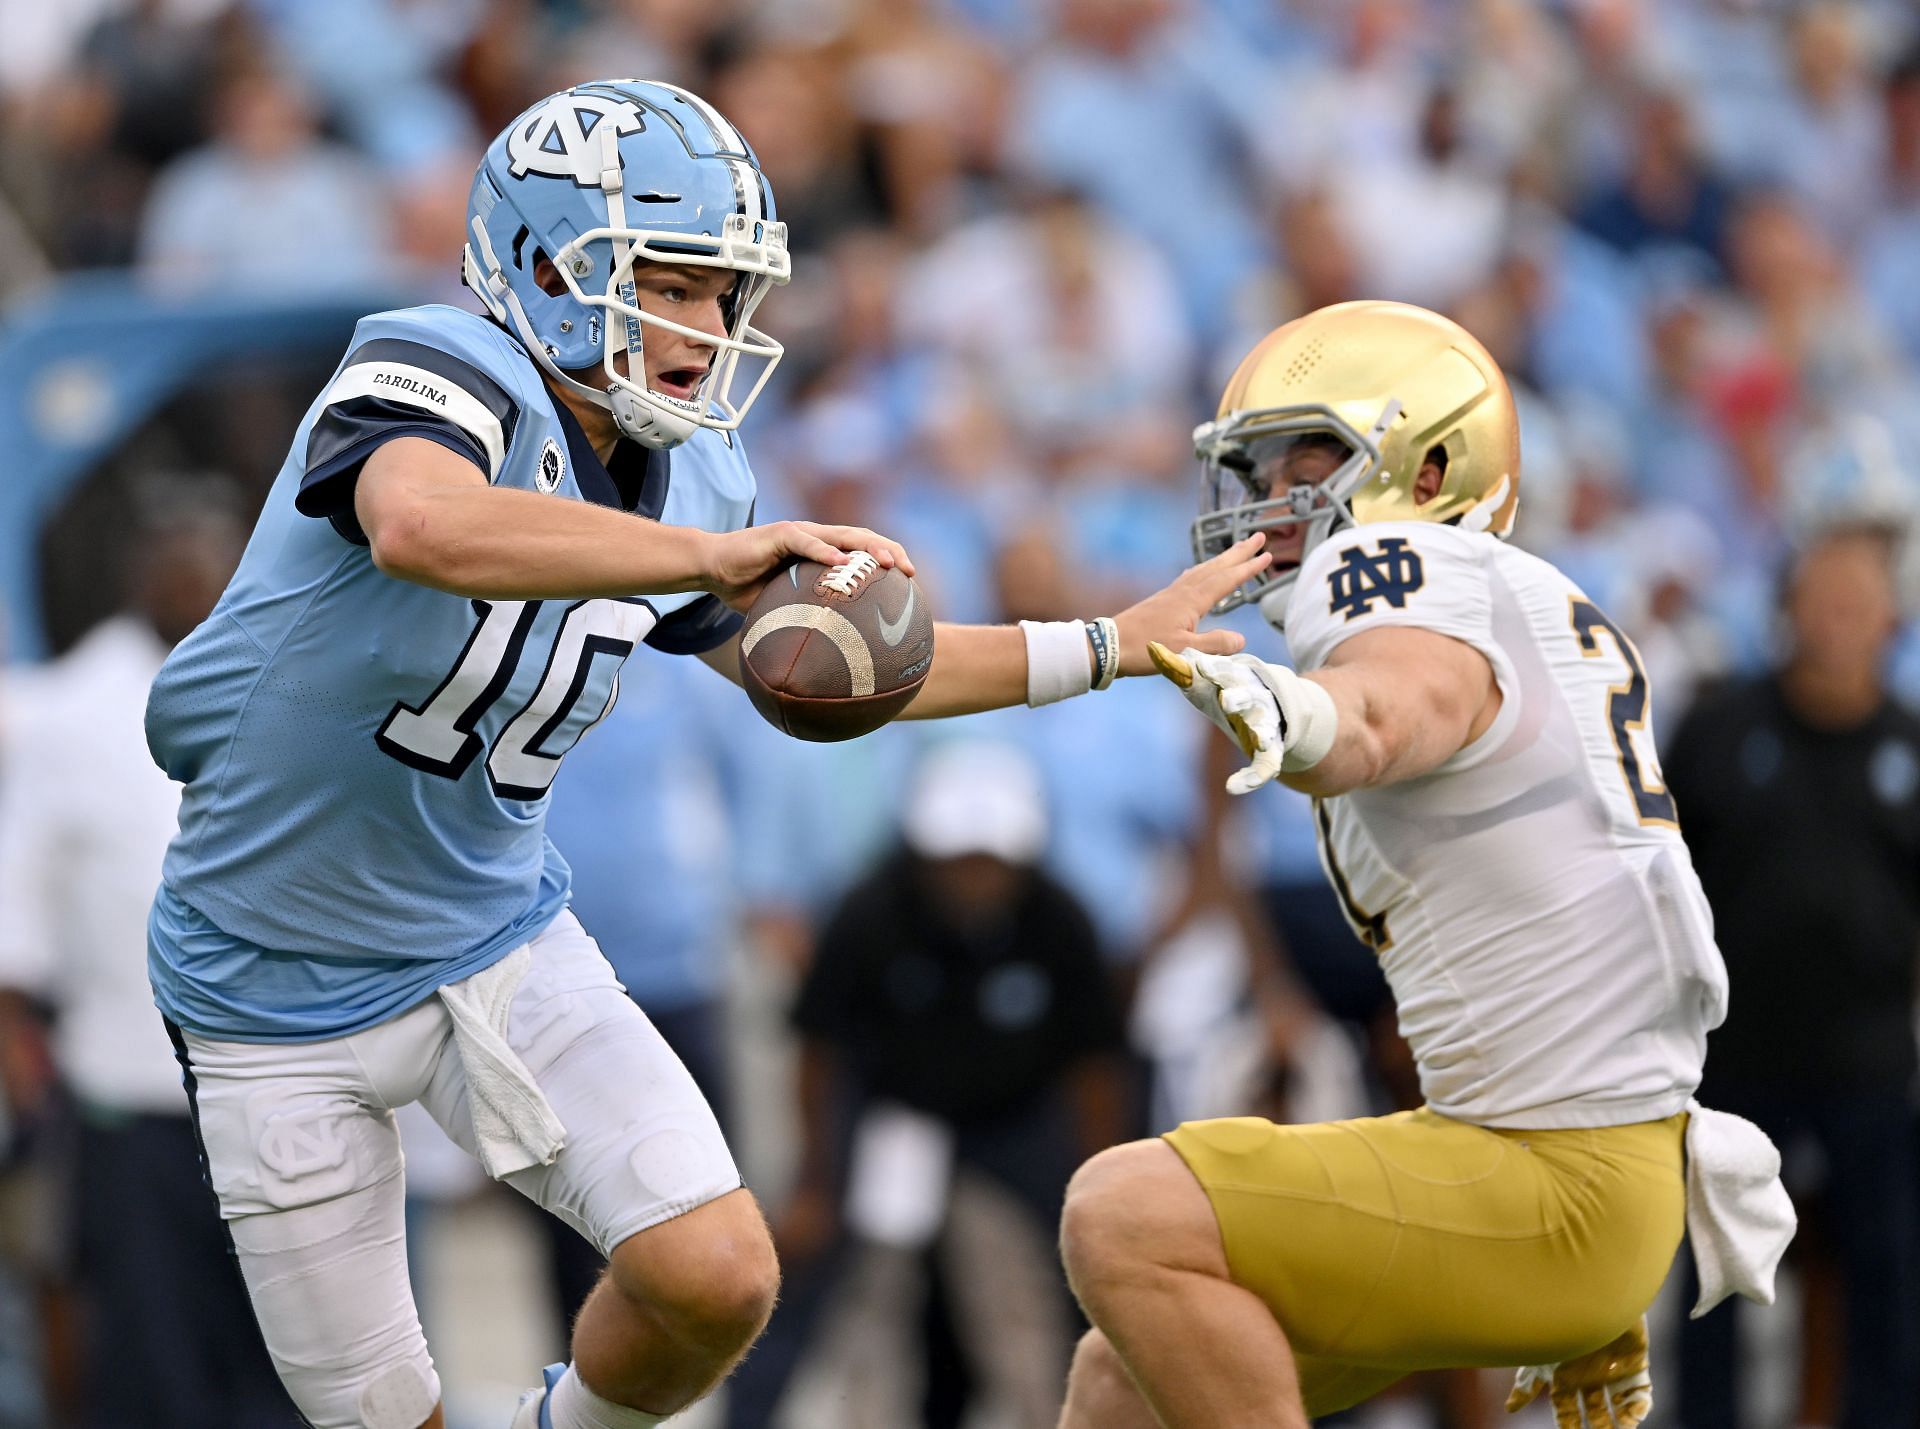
[[544, 654, 745, 1013]]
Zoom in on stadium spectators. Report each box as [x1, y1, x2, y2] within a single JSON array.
[[0, 492, 298, 1428], [1003, 0, 1267, 340], [138, 63, 392, 290], [1861, 44, 1920, 367], [1665, 525, 1920, 1429], [1574, 86, 1734, 276], [751, 741, 1126, 1429]]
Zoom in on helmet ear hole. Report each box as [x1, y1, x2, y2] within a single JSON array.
[[530, 250, 567, 298], [1415, 444, 1450, 504]]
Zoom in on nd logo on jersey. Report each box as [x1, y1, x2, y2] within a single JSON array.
[[1328, 537, 1426, 621], [508, 94, 646, 185]]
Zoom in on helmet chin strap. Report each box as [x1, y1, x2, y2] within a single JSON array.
[[610, 386, 697, 448]]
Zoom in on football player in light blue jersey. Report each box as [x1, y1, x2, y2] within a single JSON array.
[[144, 79, 1269, 1429]]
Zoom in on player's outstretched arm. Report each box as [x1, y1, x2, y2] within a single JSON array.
[[1154, 624, 1498, 797], [1295, 628, 1498, 792], [897, 534, 1273, 719], [355, 437, 910, 603]]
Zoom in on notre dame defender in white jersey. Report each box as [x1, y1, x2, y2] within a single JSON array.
[[1052, 302, 1791, 1429]]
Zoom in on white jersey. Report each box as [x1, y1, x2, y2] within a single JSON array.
[[1284, 521, 1728, 1129]]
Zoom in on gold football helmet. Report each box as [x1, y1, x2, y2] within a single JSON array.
[[1192, 300, 1520, 620]]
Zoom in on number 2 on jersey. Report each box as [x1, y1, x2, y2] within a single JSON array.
[[377, 597, 651, 799], [1568, 598, 1679, 828]]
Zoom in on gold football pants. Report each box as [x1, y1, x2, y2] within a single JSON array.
[[1162, 1107, 1686, 1418]]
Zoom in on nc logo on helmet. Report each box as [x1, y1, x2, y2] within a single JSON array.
[[507, 93, 646, 186]]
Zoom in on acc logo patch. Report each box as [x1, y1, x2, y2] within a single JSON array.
[[1328, 536, 1426, 621], [507, 93, 646, 186], [537, 437, 565, 493]]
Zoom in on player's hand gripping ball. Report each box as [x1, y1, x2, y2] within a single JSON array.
[[739, 553, 934, 741]]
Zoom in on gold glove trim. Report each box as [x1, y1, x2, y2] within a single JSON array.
[[1146, 640, 1193, 687], [1147, 641, 1262, 758]]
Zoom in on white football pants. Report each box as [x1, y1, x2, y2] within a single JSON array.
[[172, 911, 739, 1429]]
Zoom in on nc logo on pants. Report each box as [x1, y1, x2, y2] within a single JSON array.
[[257, 1107, 350, 1182]]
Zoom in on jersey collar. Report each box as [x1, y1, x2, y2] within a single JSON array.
[[491, 312, 672, 518], [549, 386, 671, 518]]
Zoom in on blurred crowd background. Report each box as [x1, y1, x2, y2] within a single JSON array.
[[3, 0, 1920, 1426]]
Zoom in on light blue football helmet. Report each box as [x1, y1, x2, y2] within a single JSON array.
[[462, 79, 790, 449]]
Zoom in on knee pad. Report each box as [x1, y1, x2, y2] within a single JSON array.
[[270, 1351, 438, 1429], [227, 1178, 438, 1429], [356, 1359, 440, 1429]]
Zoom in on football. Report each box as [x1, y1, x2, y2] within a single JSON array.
[[738, 553, 935, 741]]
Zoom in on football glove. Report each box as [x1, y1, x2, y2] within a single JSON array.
[[1147, 642, 1337, 794], [1506, 1319, 1654, 1429]]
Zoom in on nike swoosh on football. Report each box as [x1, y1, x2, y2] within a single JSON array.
[[876, 583, 917, 647]]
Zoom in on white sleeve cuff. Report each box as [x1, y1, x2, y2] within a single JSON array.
[[1020, 620, 1092, 707]]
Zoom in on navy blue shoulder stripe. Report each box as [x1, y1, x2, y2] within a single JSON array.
[[340, 336, 521, 445], [298, 394, 491, 544], [298, 335, 523, 529]]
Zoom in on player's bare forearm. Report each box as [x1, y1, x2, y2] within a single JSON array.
[[900, 622, 1054, 718], [358, 438, 718, 598], [1280, 629, 1497, 796], [356, 438, 907, 604], [902, 539, 1274, 720], [1275, 667, 1430, 796], [377, 482, 724, 598]]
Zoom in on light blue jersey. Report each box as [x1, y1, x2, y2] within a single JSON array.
[[147, 303, 755, 1042]]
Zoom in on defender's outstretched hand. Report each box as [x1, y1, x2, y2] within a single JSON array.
[[1149, 643, 1268, 759], [705, 521, 914, 611], [1112, 535, 1271, 675], [1506, 1319, 1654, 1429], [1149, 642, 1339, 795]]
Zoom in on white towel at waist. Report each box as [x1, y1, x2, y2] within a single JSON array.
[[1685, 1099, 1796, 1319], [436, 945, 568, 1178]]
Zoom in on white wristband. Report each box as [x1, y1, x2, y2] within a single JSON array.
[[1020, 619, 1094, 707], [1278, 672, 1339, 772]]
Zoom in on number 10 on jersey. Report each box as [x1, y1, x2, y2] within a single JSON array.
[[377, 597, 653, 800]]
